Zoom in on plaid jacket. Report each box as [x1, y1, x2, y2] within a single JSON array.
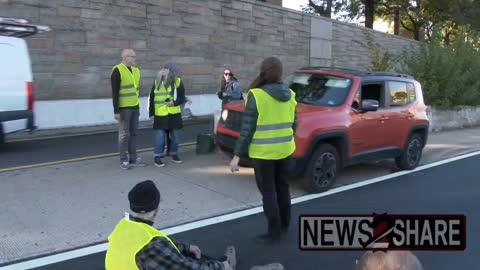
[[133, 218, 225, 270]]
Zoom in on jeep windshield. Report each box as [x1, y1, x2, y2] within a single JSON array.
[[285, 73, 352, 107]]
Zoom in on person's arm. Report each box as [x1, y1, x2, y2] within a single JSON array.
[[173, 80, 186, 106], [230, 81, 242, 99], [137, 238, 225, 270], [149, 82, 155, 118], [111, 67, 121, 114], [233, 92, 258, 157]]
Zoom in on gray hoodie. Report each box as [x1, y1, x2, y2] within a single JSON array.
[[233, 83, 297, 157], [261, 83, 292, 102]]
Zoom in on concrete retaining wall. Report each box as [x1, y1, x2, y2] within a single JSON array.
[[428, 106, 480, 132], [0, 0, 435, 130]]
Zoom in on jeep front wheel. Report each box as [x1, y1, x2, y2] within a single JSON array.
[[304, 143, 339, 193], [395, 133, 423, 170]]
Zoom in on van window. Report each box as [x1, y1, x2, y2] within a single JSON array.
[[388, 81, 409, 107]]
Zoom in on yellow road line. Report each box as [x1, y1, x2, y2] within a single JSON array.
[[0, 142, 196, 173]]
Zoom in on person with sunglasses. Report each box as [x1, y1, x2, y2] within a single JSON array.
[[218, 69, 243, 108]]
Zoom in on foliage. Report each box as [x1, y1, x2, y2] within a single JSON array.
[[399, 29, 480, 108]]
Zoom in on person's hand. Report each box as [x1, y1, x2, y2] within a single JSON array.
[[230, 155, 240, 173], [222, 92, 227, 97], [189, 245, 201, 259], [114, 114, 121, 121], [166, 101, 174, 107], [223, 261, 233, 270]]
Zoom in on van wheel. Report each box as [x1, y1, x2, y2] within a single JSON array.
[[395, 133, 423, 170], [304, 143, 339, 193]]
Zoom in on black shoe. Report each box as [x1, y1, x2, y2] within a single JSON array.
[[171, 155, 183, 164], [154, 157, 165, 167], [254, 233, 281, 244]]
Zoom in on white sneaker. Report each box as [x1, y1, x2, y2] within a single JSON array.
[[120, 161, 131, 170]]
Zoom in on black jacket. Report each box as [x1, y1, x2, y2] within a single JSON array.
[[233, 83, 298, 157], [148, 79, 186, 130]]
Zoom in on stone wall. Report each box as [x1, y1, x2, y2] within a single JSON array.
[[0, 0, 310, 100], [308, 17, 422, 68], [0, 0, 421, 101]]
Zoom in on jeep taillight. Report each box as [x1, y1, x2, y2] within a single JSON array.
[[27, 82, 34, 111]]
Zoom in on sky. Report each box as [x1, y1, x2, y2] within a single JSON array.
[[282, 0, 309, 11], [281, 0, 390, 33]]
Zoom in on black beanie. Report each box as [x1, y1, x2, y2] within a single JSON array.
[[128, 180, 161, 213]]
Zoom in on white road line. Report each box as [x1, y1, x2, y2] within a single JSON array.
[[2, 150, 480, 270]]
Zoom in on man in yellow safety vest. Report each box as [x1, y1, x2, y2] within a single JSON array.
[[111, 49, 146, 170], [105, 180, 236, 270]]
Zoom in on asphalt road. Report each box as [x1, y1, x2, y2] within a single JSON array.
[[0, 120, 212, 169], [30, 154, 478, 270]]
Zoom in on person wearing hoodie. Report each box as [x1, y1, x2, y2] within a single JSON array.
[[149, 62, 186, 167], [230, 57, 297, 244]]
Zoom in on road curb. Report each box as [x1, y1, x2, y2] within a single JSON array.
[[6, 116, 214, 142]]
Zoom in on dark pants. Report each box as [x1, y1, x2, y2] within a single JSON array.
[[118, 108, 139, 162], [252, 157, 292, 236]]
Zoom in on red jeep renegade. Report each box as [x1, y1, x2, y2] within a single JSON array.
[[215, 67, 429, 193]]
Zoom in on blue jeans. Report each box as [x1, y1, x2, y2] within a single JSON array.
[[154, 129, 180, 157]]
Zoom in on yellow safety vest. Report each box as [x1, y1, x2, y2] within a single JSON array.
[[113, 64, 141, 108], [153, 77, 182, 116], [105, 218, 180, 270], [247, 88, 297, 160]]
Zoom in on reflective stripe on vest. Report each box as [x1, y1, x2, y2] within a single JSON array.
[[153, 77, 182, 116], [113, 64, 140, 108], [247, 88, 297, 160], [105, 218, 180, 270]]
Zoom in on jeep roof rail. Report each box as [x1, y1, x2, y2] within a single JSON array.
[[298, 66, 365, 76], [363, 71, 414, 79], [0, 17, 51, 38], [298, 66, 414, 79]]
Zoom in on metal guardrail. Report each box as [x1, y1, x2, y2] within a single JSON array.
[[0, 17, 51, 37]]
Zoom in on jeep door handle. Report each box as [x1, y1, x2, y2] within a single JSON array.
[[380, 116, 389, 120]]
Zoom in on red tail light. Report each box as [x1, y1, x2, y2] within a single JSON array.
[[27, 82, 34, 111]]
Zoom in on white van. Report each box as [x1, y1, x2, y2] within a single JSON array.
[[0, 17, 50, 144]]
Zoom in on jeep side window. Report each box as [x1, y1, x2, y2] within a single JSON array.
[[361, 82, 385, 108], [387, 81, 411, 107], [407, 82, 416, 103]]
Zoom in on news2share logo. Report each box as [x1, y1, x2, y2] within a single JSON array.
[[299, 214, 466, 251]]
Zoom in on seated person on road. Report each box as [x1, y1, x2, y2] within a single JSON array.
[[105, 180, 236, 270]]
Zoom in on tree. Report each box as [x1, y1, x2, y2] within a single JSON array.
[[302, 0, 348, 18]]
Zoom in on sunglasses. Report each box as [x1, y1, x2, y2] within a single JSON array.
[[224, 73, 232, 76]]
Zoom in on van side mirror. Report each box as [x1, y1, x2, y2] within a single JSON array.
[[360, 99, 379, 112]]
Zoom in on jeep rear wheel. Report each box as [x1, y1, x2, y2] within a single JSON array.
[[395, 133, 423, 170], [304, 143, 339, 193]]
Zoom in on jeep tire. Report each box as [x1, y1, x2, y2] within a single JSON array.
[[395, 133, 423, 170], [304, 143, 339, 193]]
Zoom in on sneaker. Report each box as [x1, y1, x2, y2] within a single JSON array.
[[154, 157, 165, 167], [130, 158, 146, 167], [224, 246, 236, 269], [120, 161, 131, 170], [250, 263, 284, 270], [171, 155, 183, 164]]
